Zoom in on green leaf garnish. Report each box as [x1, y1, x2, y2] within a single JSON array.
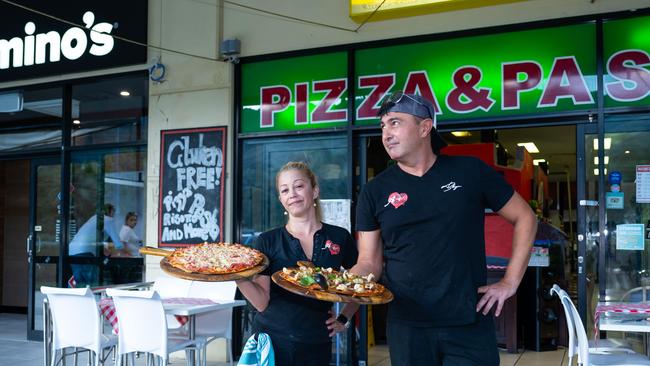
[[300, 276, 316, 286]]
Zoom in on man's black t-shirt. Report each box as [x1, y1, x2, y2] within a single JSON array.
[[356, 155, 514, 327], [252, 223, 357, 343]]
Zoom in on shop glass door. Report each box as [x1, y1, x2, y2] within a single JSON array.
[[27, 157, 61, 340], [239, 134, 354, 363], [579, 115, 650, 337]]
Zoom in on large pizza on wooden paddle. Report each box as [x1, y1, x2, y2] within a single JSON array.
[[279, 263, 386, 297], [166, 242, 264, 274]]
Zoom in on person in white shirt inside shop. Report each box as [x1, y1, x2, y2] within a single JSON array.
[[68, 203, 124, 287], [119, 211, 143, 257]]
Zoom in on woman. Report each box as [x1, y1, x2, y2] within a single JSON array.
[[119, 211, 142, 257], [237, 161, 358, 366]]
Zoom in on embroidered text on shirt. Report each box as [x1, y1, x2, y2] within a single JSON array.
[[441, 181, 462, 192]]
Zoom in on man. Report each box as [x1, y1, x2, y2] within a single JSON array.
[[352, 91, 537, 365], [69, 203, 125, 287]]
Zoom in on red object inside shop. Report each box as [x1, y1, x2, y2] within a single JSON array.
[[442, 143, 547, 264]]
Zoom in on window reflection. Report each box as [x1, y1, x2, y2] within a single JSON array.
[[68, 148, 146, 287], [602, 128, 650, 302], [240, 135, 349, 245], [71, 73, 147, 146], [0, 87, 62, 152]]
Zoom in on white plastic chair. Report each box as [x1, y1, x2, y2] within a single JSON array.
[[152, 276, 193, 298], [41, 286, 117, 366], [550, 284, 650, 366], [621, 286, 650, 302], [152, 276, 193, 329], [550, 284, 634, 365], [185, 281, 237, 366], [106, 289, 199, 366]]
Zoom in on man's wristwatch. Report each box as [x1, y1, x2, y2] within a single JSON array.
[[336, 314, 351, 329]]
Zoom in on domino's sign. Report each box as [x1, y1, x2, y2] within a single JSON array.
[[0, 12, 115, 69], [0, 0, 147, 82]]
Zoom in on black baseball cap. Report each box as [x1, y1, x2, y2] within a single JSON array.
[[378, 91, 447, 150]]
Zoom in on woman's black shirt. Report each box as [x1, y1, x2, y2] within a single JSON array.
[[252, 222, 357, 343]]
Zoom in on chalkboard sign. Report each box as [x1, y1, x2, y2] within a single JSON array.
[[158, 127, 226, 247]]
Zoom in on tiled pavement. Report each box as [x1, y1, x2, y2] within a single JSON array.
[[368, 341, 571, 366], [0, 313, 229, 366], [2, 313, 571, 366]]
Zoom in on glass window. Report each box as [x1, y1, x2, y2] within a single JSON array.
[[600, 115, 650, 303], [0, 87, 62, 152], [71, 74, 147, 146], [240, 135, 349, 244], [67, 147, 146, 287]]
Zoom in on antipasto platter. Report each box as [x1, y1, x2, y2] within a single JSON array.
[[271, 261, 393, 304]]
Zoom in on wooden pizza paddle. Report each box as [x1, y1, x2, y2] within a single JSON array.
[[139, 246, 171, 256], [138, 246, 269, 282]]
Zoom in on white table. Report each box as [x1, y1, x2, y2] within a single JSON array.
[[165, 299, 246, 366], [596, 301, 650, 330], [597, 304, 650, 357], [598, 316, 650, 332], [43, 297, 246, 366]]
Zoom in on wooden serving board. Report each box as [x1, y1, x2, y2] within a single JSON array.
[[139, 246, 269, 282], [160, 255, 269, 282], [271, 271, 394, 304]]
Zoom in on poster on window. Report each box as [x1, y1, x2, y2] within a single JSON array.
[[637, 165, 650, 203], [158, 127, 226, 247], [616, 224, 645, 251], [320, 199, 351, 233]]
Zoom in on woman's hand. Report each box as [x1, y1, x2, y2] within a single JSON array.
[[326, 311, 347, 337], [236, 275, 270, 312]]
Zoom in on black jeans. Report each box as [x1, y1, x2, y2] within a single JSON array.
[[70, 252, 98, 287], [387, 314, 499, 366]]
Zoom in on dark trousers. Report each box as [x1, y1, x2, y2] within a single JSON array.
[[268, 336, 330, 366], [386, 314, 499, 366], [70, 252, 98, 287]]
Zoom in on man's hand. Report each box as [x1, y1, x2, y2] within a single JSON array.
[[476, 279, 518, 317]]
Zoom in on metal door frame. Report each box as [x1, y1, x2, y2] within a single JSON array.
[[576, 122, 594, 325], [27, 156, 60, 341]]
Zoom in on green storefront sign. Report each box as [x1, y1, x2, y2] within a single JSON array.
[[241, 52, 348, 133], [603, 16, 650, 108], [355, 23, 596, 125], [241, 16, 649, 133]]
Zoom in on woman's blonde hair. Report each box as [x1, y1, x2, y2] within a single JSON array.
[[276, 161, 322, 222]]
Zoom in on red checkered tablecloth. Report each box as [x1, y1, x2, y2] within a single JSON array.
[[593, 302, 650, 338], [99, 297, 215, 334]]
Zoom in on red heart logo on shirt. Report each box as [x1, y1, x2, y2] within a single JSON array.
[[325, 240, 340, 255], [388, 192, 408, 208]]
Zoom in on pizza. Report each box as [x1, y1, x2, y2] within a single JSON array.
[[279, 263, 385, 297], [166, 242, 265, 274]]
